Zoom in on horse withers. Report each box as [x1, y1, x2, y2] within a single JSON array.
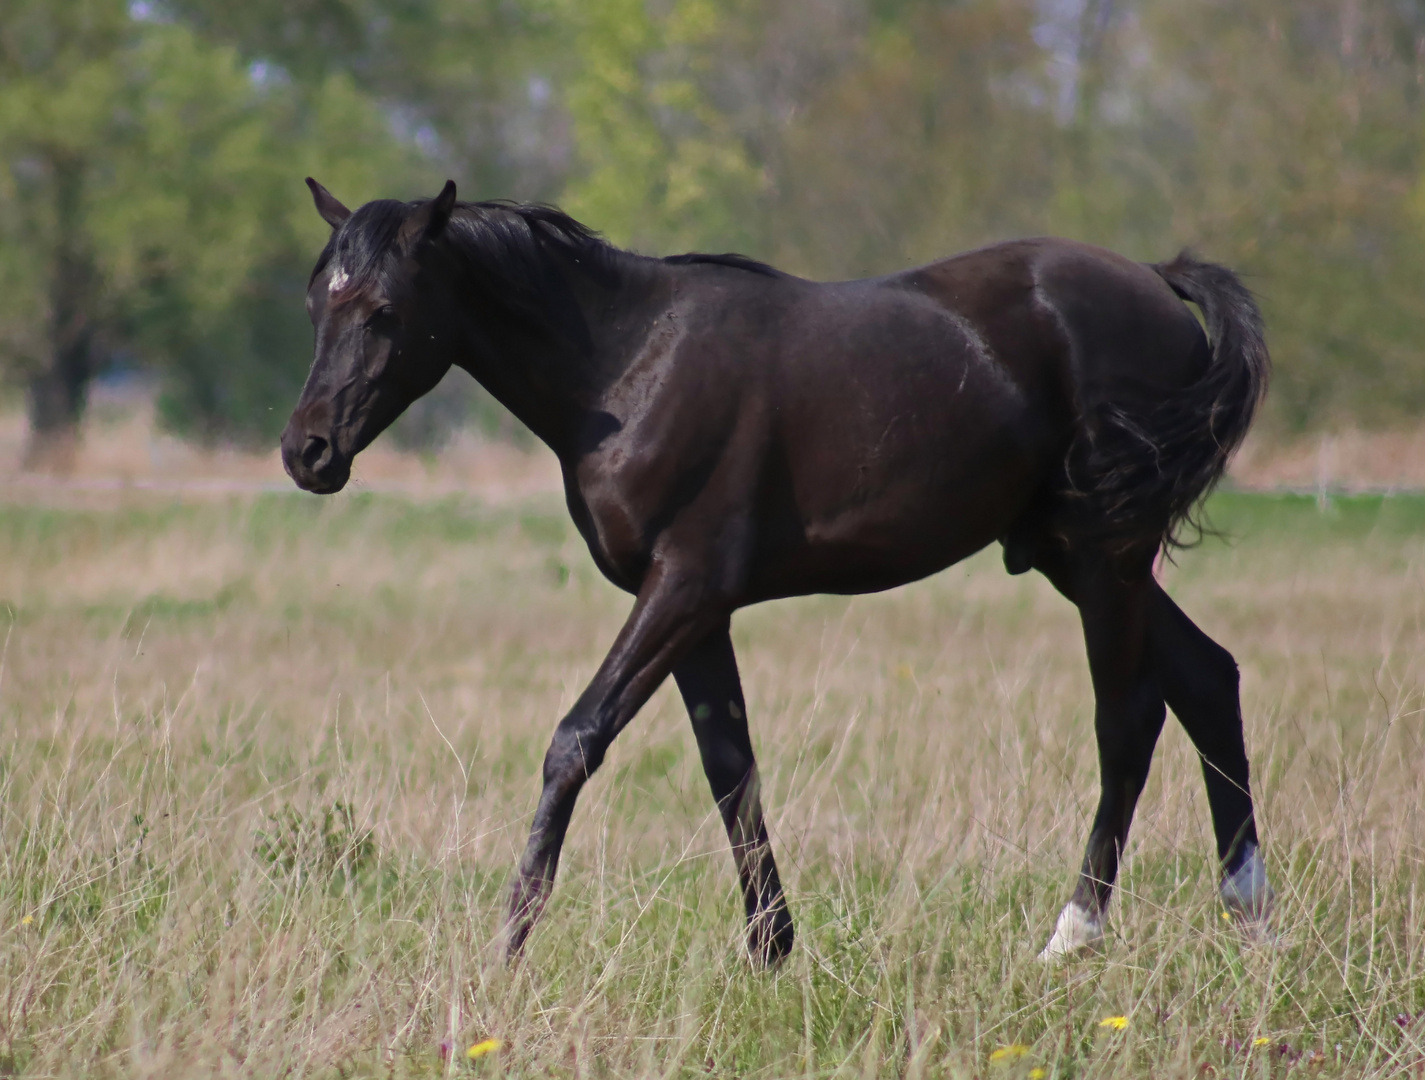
[[282, 177, 1274, 964]]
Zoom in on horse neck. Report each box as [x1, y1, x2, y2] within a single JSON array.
[[448, 242, 671, 459]]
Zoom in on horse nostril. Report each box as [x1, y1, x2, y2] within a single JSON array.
[[301, 434, 331, 472]]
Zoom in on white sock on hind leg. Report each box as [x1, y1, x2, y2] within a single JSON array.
[[1038, 901, 1105, 960], [1220, 842, 1274, 923]]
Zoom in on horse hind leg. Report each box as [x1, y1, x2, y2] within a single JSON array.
[[1148, 584, 1274, 925], [1033, 545, 1168, 959], [673, 623, 793, 965]]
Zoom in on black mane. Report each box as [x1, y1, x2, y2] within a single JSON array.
[[453, 200, 781, 278], [663, 251, 780, 277], [311, 196, 781, 307]]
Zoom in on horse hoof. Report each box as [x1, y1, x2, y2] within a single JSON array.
[[1221, 905, 1280, 947], [1037, 901, 1105, 961], [1229, 917, 1281, 948], [502, 895, 540, 963]]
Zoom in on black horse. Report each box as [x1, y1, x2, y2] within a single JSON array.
[[282, 179, 1274, 963]]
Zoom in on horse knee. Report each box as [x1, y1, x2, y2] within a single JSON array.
[[542, 722, 606, 789]]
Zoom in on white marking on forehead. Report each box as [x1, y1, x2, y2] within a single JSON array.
[[328, 265, 350, 293]]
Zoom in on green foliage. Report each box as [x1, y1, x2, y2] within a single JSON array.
[[1045, 0, 1425, 431], [0, 0, 128, 390], [126, 47, 430, 443], [555, 0, 1425, 430], [0, 1, 430, 445], [2, 0, 1424, 443], [560, 0, 766, 254], [165, 0, 571, 198], [759, 0, 1060, 274]]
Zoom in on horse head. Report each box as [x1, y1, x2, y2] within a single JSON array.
[[281, 178, 459, 493]]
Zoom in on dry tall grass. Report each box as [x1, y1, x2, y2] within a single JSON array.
[[0, 489, 1421, 1077]]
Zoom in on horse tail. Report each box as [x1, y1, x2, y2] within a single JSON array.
[[1065, 252, 1270, 557]]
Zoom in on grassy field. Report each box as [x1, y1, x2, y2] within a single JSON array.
[[0, 488, 1422, 1078]]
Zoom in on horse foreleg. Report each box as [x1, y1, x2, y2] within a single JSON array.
[[1039, 558, 1167, 959], [673, 623, 793, 965], [505, 563, 720, 959]]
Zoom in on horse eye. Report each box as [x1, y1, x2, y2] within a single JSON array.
[[365, 305, 398, 331]]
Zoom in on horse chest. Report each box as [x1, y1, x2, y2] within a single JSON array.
[[563, 465, 658, 593]]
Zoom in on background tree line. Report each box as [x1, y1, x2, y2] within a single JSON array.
[[2, 0, 1423, 464]]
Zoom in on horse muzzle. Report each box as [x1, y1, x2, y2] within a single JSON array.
[[280, 418, 351, 494]]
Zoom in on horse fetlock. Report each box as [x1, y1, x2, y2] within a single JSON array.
[[1038, 900, 1106, 961]]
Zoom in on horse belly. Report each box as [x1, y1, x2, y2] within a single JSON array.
[[754, 356, 1047, 598]]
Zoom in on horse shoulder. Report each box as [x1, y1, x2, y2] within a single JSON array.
[[565, 304, 774, 592]]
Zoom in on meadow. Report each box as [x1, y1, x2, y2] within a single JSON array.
[[0, 485, 1422, 1078]]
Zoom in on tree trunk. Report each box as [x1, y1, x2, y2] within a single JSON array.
[[23, 154, 98, 472]]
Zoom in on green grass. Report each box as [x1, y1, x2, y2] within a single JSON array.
[[0, 490, 1422, 1077]]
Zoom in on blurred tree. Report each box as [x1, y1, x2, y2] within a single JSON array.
[[758, 0, 1060, 276], [0, 0, 423, 463], [163, 0, 572, 200], [1049, 0, 1425, 430], [558, 0, 765, 253], [125, 36, 428, 444], [0, 0, 131, 466], [586, 0, 1425, 432], [155, 0, 572, 450], [3, 0, 1422, 455]]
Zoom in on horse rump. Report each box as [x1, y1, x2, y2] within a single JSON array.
[[1059, 252, 1270, 560]]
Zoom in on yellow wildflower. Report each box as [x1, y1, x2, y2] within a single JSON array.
[[1029, 1070, 1047, 1080], [990, 1044, 1030, 1062], [467, 1038, 502, 1059], [20, 915, 33, 926], [1222, 910, 1232, 921], [1099, 1016, 1129, 1031], [1254, 1037, 1272, 1047]]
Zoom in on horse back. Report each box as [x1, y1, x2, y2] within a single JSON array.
[[902, 238, 1212, 414]]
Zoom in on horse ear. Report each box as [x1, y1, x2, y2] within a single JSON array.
[[306, 178, 351, 229], [399, 180, 457, 252]]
